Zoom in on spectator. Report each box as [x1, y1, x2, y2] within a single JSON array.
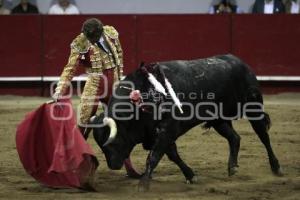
[[252, 0, 285, 14], [0, 0, 10, 15], [283, 0, 300, 13], [11, 0, 39, 14], [209, 0, 243, 14], [48, 0, 80, 14]]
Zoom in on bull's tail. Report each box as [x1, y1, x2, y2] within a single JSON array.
[[262, 112, 272, 132]]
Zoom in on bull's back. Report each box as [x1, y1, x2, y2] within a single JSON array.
[[160, 54, 258, 103]]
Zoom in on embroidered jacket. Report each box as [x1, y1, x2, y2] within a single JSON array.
[[55, 25, 124, 95]]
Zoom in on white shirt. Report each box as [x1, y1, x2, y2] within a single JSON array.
[[48, 4, 80, 15], [0, 7, 10, 15], [264, 0, 274, 14], [99, 36, 111, 53], [208, 6, 243, 14], [291, 0, 300, 14]]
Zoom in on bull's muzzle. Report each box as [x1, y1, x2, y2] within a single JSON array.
[[103, 117, 117, 146]]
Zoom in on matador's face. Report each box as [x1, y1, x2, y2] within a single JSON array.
[[88, 31, 102, 44], [82, 18, 103, 44]]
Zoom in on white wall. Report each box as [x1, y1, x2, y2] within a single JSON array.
[[238, 0, 256, 13], [31, 0, 256, 14]]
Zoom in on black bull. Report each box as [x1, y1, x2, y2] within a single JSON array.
[[92, 54, 282, 190]]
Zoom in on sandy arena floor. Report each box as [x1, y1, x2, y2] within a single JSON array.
[[0, 94, 299, 200]]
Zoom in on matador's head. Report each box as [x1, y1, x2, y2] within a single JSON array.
[[82, 18, 103, 44]]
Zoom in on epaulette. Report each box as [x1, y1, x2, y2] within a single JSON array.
[[103, 25, 119, 40], [70, 33, 91, 54]]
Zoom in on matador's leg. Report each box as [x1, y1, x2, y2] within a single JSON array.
[[80, 69, 141, 178], [79, 73, 101, 139], [112, 68, 142, 178], [79, 67, 119, 138]]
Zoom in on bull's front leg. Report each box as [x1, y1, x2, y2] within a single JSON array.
[[138, 150, 164, 191], [138, 122, 175, 191]]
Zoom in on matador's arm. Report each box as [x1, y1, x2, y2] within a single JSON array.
[[53, 33, 91, 98], [103, 25, 124, 79], [54, 49, 80, 97], [115, 38, 124, 78]]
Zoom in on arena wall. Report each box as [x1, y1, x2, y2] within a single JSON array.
[[0, 14, 299, 96]]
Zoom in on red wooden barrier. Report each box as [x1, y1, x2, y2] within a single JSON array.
[[136, 15, 231, 63], [231, 14, 300, 76], [0, 16, 42, 95], [0, 16, 42, 76], [0, 15, 300, 95]]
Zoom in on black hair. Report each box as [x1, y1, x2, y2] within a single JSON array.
[[81, 18, 103, 41]]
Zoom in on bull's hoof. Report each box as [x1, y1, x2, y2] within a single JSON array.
[[228, 166, 238, 176], [273, 168, 284, 177], [126, 170, 142, 179], [186, 176, 198, 184], [138, 177, 150, 192]]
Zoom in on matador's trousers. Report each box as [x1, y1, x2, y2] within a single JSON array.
[[79, 67, 119, 126]]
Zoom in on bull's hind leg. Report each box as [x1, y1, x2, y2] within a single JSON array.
[[166, 143, 196, 184], [213, 121, 241, 176], [245, 87, 282, 175], [249, 113, 282, 176]]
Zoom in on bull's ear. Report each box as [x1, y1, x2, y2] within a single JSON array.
[[137, 61, 148, 76], [139, 61, 145, 68]]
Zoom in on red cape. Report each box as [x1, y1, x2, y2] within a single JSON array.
[[16, 99, 98, 188]]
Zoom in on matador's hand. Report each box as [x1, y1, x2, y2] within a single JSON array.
[[47, 92, 61, 104]]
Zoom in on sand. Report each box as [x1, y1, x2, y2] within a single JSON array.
[[0, 94, 299, 200]]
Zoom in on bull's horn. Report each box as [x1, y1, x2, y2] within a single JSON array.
[[89, 115, 96, 123], [103, 117, 117, 146]]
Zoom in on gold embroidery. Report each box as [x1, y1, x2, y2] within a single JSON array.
[[55, 49, 80, 95], [56, 26, 124, 126], [70, 33, 91, 54], [79, 73, 101, 125], [103, 25, 119, 39]]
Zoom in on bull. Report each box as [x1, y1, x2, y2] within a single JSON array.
[[92, 54, 282, 191]]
